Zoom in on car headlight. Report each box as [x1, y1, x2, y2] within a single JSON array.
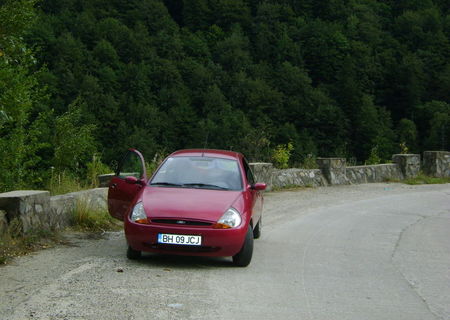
[[214, 208, 242, 229], [130, 202, 149, 224]]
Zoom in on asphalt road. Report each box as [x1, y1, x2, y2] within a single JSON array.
[[1, 183, 449, 320]]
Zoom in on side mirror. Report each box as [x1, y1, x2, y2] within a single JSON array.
[[125, 176, 139, 184], [251, 183, 267, 191]]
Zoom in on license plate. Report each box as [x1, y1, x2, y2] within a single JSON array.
[[157, 233, 202, 246]]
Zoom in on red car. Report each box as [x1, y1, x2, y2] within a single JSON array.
[[108, 149, 266, 267]]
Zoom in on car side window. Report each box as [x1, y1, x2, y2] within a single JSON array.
[[243, 159, 255, 185], [117, 151, 144, 179]]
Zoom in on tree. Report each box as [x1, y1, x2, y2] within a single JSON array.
[[53, 99, 97, 174], [182, 0, 212, 30], [382, 53, 426, 121], [299, 19, 350, 84], [212, 0, 252, 31], [0, 0, 46, 191], [416, 101, 450, 151], [253, 3, 301, 65], [352, 95, 396, 161], [13, 0, 448, 183], [214, 25, 252, 73], [199, 85, 252, 151]]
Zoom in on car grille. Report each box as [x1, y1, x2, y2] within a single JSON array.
[[150, 219, 212, 226]]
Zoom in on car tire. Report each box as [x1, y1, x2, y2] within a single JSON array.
[[232, 225, 254, 267], [127, 245, 141, 260], [253, 216, 262, 239]]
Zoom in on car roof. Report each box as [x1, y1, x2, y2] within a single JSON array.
[[169, 149, 243, 161]]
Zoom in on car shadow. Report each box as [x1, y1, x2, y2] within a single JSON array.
[[131, 253, 235, 269]]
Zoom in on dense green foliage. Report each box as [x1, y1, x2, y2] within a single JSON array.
[[1, 0, 449, 191]]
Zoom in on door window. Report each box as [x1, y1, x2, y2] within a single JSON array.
[[117, 151, 145, 179]]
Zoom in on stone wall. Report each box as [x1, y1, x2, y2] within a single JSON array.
[[346, 164, 403, 184], [249, 154, 425, 189], [49, 188, 108, 230], [249, 163, 273, 188], [252, 162, 405, 189], [250, 163, 327, 190], [272, 169, 327, 189], [0, 188, 108, 236]]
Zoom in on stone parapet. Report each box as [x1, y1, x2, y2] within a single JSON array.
[[0, 190, 51, 234], [0, 188, 109, 235], [392, 154, 420, 179], [272, 169, 327, 189], [423, 151, 450, 177], [346, 164, 403, 184], [249, 163, 273, 189], [316, 158, 349, 185], [49, 188, 108, 230]]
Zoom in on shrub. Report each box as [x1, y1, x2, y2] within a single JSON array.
[[301, 154, 318, 169], [365, 145, 381, 165], [399, 142, 409, 154], [272, 142, 294, 169]]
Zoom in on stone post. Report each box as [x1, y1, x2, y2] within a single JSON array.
[[422, 151, 450, 178], [249, 163, 274, 190], [0, 190, 51, 234], [392, 154, 421, 179], [316, 158, 349, 185]]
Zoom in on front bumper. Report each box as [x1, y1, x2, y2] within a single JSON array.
[[124, 220, 248, 257]]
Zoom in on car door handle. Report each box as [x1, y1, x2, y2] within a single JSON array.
[[110, 183, 117, 189]]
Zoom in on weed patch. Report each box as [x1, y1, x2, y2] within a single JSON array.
[[403, 174, 450, 185], [0, 227, 63, 265], [71, 200, 121, 232], [271, 184, 314, 192], [47, 170, 85, 195]]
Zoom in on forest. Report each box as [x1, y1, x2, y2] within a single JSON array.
[[0, 0, 449, 192]]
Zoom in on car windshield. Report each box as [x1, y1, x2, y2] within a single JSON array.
[[150, 156, 243, 191]]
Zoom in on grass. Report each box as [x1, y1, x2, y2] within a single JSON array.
[[70, 199, 121, 232], [47, 171, 86, 195], [271, 184, 315, 192], [403, 173, 450, 185]]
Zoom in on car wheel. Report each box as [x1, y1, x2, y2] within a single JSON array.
[[127, 245, 141, 260], [253, 216, 262, 239], [232, 225, 254, 267]]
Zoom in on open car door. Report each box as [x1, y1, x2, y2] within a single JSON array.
[[108, 149, 147, 220]]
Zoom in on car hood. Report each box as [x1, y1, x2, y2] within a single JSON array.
[[142, 187, 242, 222]]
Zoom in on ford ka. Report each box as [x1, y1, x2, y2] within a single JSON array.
[[107, 149, 266, 267]]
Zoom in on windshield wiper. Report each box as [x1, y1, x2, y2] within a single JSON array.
[[149, 182, 183, 187], [182, 183, 229, 190]]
